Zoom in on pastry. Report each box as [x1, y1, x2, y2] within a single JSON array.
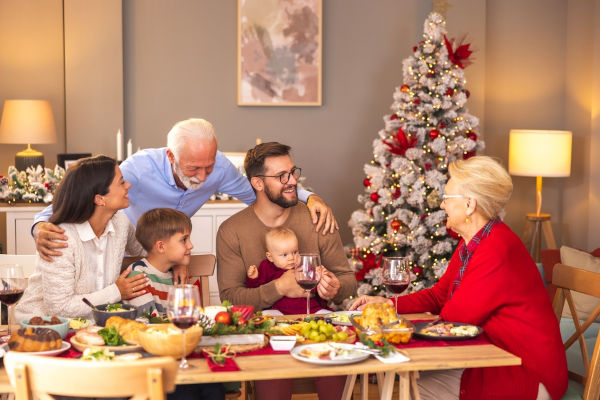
[[74, 330, 105, 346], [105, 316, 147, 344], [8, 327, 62, 352]]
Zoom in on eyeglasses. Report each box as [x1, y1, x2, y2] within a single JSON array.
[[442, 194, 465, 200], [256, 167, 302, 184]]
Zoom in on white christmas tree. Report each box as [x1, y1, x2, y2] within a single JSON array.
[[348, 12, 484, 299]]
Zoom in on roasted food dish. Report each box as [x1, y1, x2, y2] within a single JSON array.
[[420, 322, 480, 337], [8, 327, 62, 352], [351, 303, 414, 344], [27, 316, 62, 325], [105, 316, 148, 344]]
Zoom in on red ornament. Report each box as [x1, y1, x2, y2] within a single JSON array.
[[425, 163, 432, 171], [413, 99, 421, 105], [412, 46, 417, 52], [412, 266, 423, 275], [363, 178, 371, 187], [390, 114, 398, 120], [439, 122, 446, 129], [400, 85, 410, 92], [393, 187, 401, 199], [390, 219, 401, 231], [463, 151, 476, 160], [445, 88, 454, 96], [428, 71, 435, 77], [466, 131, 477, 141], [370, 192, 380, 202], [465, 90, 471, 98], [429, 129, 440, 140]]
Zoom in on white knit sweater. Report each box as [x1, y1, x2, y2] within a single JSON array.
[[15, 212, 145, 322]]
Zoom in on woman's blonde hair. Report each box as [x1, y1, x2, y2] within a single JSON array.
[[448, 156, 513, 220]]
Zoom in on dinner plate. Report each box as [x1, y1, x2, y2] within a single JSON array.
[[325, 311, 361, 326], [413, 322, 483, 341], [290, 343, 370, 365], [70, 336, 142, 353], [0, 341, 71, 356]]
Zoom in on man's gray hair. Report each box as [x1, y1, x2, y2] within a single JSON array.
[[167, 118, 217, 159]]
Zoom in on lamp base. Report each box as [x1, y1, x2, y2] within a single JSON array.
[[15, 154, 45, 171], [522, 213, 557, 262]]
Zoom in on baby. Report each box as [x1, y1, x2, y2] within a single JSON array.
[[246, 227, 330, 315]]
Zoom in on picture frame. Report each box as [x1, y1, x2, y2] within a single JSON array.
[[237, 0, 322, 106], [57, 153, 92, 170]]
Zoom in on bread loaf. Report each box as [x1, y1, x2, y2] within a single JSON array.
[[8, 327, 62, 352]]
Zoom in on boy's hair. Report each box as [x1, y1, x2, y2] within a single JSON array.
[[135, 208, 192, 252], [265, 227, 297, 251]]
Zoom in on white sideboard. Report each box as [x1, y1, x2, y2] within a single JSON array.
[[1, 201, 247, 306]]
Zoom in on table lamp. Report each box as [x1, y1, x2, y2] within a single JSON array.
[[0, 100, 57, 171], [508, 129, 572, 261]]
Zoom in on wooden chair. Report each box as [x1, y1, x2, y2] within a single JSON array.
[[122, 254, 216, 307], [4, 352, 178, 400], [552, 263, 600, 399]]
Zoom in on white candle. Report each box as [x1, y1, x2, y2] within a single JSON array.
[[126, 139, 133, 158], [137, 147, 141, 153], [116, 130, 123, 161]]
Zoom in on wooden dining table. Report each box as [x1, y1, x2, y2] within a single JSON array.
[[0, 314, 521, 400]]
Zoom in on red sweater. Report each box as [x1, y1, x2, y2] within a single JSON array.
[[395, 222, 567, 399]]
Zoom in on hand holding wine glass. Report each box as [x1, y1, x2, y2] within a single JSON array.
[[382, 257, 410, 311], [166, 284, 201, 369], [0, 264, 26, 340], [295, 254, 322, 316]]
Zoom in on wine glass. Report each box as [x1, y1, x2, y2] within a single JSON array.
[[382, 257, 410, 311], [0, 264, 26, 340], [166, 284, 201, 369], [295, 254, 322, 316]]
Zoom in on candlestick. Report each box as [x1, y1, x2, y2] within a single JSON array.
[[116, 130, 123, 161], [127, 139, 133, 158]]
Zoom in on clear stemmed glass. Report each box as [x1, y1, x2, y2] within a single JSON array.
[[381, 257, 410, 311], [0, 264, 26, 340], [166, 284, 200, 369], [295, 254, 322, 316]]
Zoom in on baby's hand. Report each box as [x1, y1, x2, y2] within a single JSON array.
[[247, 265, 258, 279]]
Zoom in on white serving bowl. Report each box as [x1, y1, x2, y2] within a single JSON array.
[[270, 335, 297, 351]]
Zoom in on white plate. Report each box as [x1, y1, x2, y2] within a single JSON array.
[[291, 343, 370, 365], [1, 341, 71, 356], [70, 336, 142, 353], [325, 311, 361, 326]]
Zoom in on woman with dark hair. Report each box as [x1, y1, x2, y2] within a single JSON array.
[[16, 155, 149, 322]]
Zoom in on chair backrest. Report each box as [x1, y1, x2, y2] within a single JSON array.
[[552, 263, 600, 400], [4, 351, 178, 400], [0, 254, 37, 278], [122, 254, 216, 307]]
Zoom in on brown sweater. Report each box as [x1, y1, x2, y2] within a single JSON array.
[[216, 203, 356, 310]]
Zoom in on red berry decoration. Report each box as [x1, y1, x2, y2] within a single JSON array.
[[463, 151, 476, 160], [466, 131, 477, 141], [400, 85, 410, 92], [393, 187, 401, 199], [439, 121, 446, 129], [428, 71, 435, 77], [425, 163, 432, 171], [413, 99, 420, 105], [465, 90, 471, 98], [390, 219, 401, 231], [445, 88, 453, 96], [412, 46, 417, 52], [370, 192, 380, 202], [363, 178, 371, 187], [412, 266, 423, 275], [390, 114, 398, 120], [429, 129, 439, 140]]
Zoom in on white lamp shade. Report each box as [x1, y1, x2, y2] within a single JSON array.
[[508, 129, 572, 177], [0, 100, 57, 144]]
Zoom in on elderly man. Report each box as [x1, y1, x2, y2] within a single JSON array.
[[32, 119, 337, 262], [216, 142, 356, 399]]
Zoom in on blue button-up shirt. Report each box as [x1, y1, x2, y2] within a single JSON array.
[[34, 148, 311, 226]]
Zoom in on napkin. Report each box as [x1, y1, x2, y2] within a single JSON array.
[[375, 351, 410, 364], [206, 357, 240, 372]]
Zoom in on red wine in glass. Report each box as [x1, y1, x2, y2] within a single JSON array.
[[167, 284, 201, 369], [296, 279, 319, 291], [295, 254, 322, 316], [0, 289, 24, 305], [382, 257, 410, 311], [172, 316, 198, 330]]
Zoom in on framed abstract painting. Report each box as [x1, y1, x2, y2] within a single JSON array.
[[237, 0, 322, 106]]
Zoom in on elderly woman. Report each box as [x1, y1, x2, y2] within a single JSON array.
[[350, 156, 567, 400], [16, 155, 148, 322]]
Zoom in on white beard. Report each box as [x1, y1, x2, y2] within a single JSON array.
[[174, 161, 203, 191]]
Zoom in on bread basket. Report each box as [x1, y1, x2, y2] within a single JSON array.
[[138, 323, 203, 357]]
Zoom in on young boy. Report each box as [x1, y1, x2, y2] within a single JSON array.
[[246, 227, 330, 315], [125, 208, 193, 315]]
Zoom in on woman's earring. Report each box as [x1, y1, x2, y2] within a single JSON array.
[[465, 215, 470, 223]]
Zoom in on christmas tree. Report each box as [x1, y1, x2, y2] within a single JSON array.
[[348, 12, 484, 299]]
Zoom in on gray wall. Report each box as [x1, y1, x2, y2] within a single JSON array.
[[1, 0, 599, 251]]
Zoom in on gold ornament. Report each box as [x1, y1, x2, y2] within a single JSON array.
[[426, 190, 442, 209]]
